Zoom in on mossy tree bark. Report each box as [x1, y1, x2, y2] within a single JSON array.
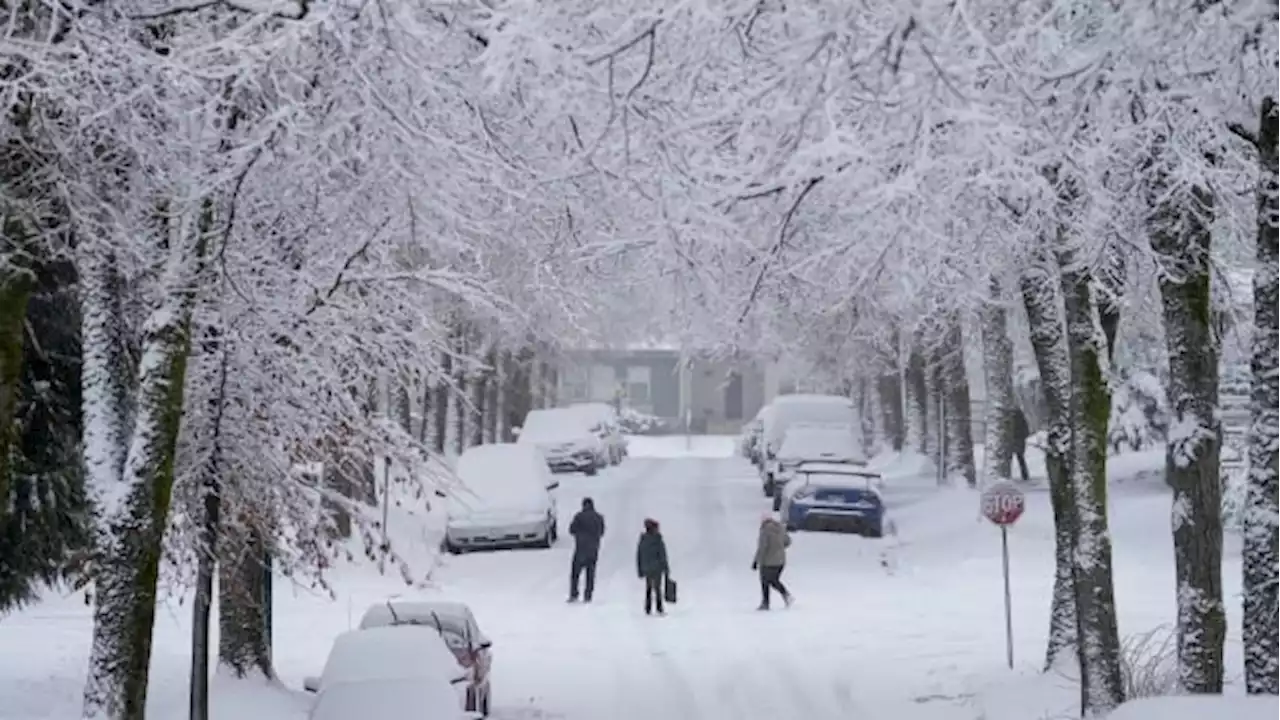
[[1148, 166, 1226, 695], [82, 209, 206, 719], [1059, 228, 1125, 715], [1019, 250, 1077, 673]]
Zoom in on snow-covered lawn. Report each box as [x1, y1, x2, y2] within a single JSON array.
[[0, 438, 1253, 720]]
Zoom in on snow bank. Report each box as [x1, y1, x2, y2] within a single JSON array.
[[1106, 695, 1276, 720], [625, 435, 734, 458], [147, 672, 310, 720]]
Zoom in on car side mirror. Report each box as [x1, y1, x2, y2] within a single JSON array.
[[303, 676, 321, 693], [546, 481, 560, 490]]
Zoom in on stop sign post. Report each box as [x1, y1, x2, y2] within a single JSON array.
[[981, 481, 1026, 670]]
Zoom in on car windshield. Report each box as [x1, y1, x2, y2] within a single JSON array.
[[359, 601, 488, 646], [320, 626, 462, 688], [766, 396, 861, 449], [777, 426, 863, 463], [311, 678, 460, 720], [517, 409, 590, 442], [450, 445, 547, 512]]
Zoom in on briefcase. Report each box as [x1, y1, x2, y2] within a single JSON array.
[[663, 576, 678, 604]]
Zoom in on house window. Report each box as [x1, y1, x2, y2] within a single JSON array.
[[589, 364, 616, 401], [563, 365, 589, 401], [626, 366, 651, 408], [724, 371, 744, 420]]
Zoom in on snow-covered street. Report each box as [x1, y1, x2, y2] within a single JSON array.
[[0, 436, 1253, 720]]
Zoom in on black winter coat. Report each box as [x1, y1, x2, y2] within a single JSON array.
[[1012, 408, 1030, 447], [635, 530, 669, 577], [569, 509, 606, 561]]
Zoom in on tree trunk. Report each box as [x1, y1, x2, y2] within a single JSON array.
[[483, 349, 500, 444], [863, 374, 884, 453], [0, 266, 31, 534], [418, 379, 432, 446], [189, 324, 230, 720], [1020, 257, 1078, 672], [1243, 95, 1279, 696], [432, 350, 451, 454], [980, 277, 1017, 486], [1150, 174, 1226, 695], [905, 348, 928, 454], [217, 522, 273, 679], [451, 373, 467, 455], [83, 207, 205, 720], [877, 373, 904, 452], [922, 347, 940, 459], [940, 320, 976, 487], [1060, 236, 1125, 715], [470, 368, 486, 448], [504, 347, 534, 440]]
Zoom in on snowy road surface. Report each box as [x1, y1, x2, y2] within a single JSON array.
[[424, 444, 977, 720], [0, 438, 1242, 720]]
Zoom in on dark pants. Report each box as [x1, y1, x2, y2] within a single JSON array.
[[759, 565, 789, 608], [643, 572, 665, 614], [1013, 447, 1030, 482], [570, 557, 597, 601]]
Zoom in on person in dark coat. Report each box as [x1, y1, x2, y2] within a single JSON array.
[[635, 518, 670, 616], [1011, 407, 1031, 483], [568, 497, 605, 602]]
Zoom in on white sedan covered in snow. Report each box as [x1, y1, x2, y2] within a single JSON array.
[[443, 443, 561, 554], [304, 626, 471, 719]]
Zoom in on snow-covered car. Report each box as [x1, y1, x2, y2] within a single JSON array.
[[444, 443, 560, 554], [769, 424, 864, 511], [309, 677, 466, 720], [302, 626, 472, 713], [760, 395, 861, 497], [778, 461, 886, 537], [359, 600, 494, 716], [568, 402, 629, 465], [515, 407, 607, 474]]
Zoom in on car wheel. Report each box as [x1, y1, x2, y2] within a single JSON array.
[[584, 464, 598, 476], [866, 521, 884, 539], [445, 539, 462, 555]]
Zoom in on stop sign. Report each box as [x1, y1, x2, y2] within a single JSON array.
[[981, 481, 1026, 526]]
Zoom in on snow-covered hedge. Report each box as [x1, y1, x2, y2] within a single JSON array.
[[618, 407, 668, 435], [1108, 371, 1171, 454]]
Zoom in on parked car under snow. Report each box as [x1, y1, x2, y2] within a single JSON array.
[[778, 461, 886, 538]]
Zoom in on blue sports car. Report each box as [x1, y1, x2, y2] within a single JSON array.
[[778, 461, 886, 538]]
